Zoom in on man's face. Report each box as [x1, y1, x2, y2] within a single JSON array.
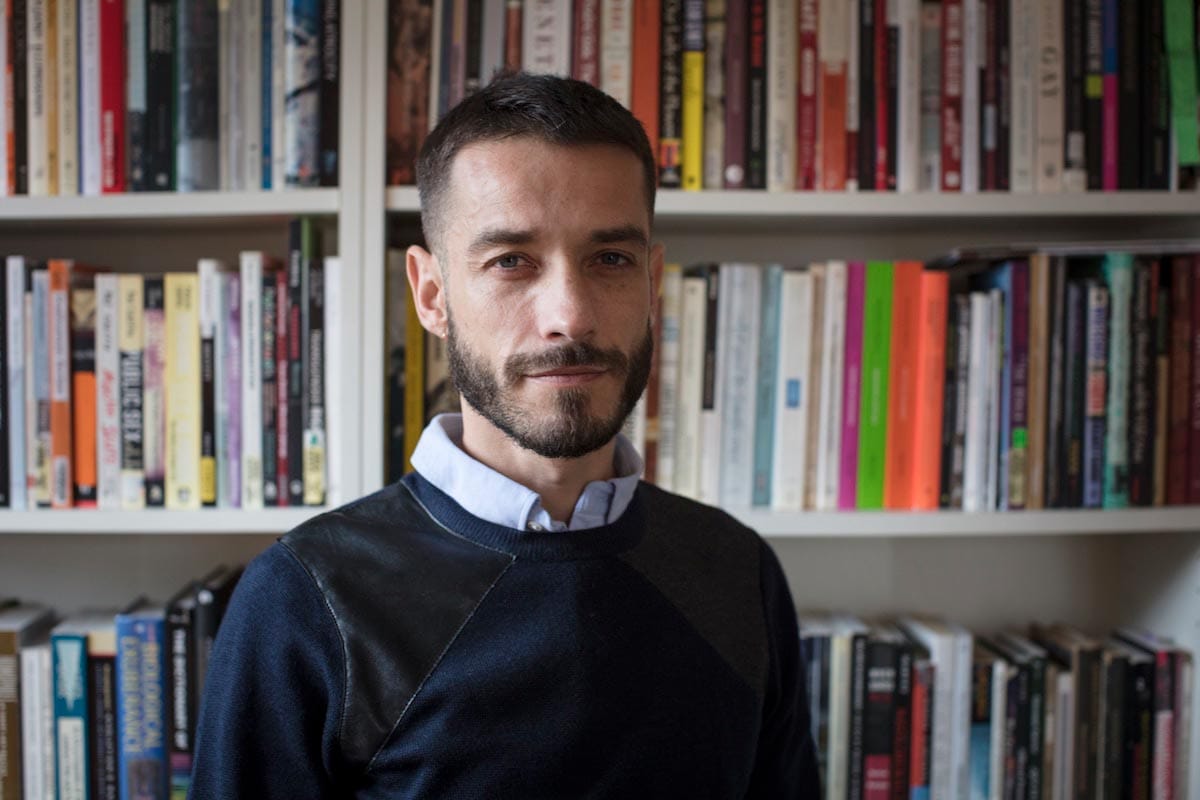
[[436, 138, 659, 459]]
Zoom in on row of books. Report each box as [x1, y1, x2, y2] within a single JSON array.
[[0, 568, 244, 800], [0, 218, 342, 510], [0, 0, 340, 197], [385, 0, 1198, 193], [638, 248, 1200, 512], [799, 614, 1193, 800]]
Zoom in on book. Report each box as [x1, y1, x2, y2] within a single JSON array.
[[857, 261, 893, 509], [96, 273, 121, 510], [165, 273, 201, 509], [115, 601, 168, 800], [69, 276, 98, 508], [119, 274, 146, 509], [770, 268, 810, 511], [1102, 252, 1132, 507], [0, 604, 56, 800], [284, 0, 321, 185], [176, 0, 220, 191], [143, 276, 166, 507]]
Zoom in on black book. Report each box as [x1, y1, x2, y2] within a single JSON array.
[[1063, 0, 1087, 188], [1105, 638, 1153, 800], [1140, 0, 1170, 189], [1045, 259, 1068, 507], [0, 267, 7, 508], [891, 636, 913, 799], [846, 629, 867, 800], [1116, 0, 1140, 189], [1064, 279, 1087, 507], [175, 0, 220, 191], [88, 639, 119, 800], [12, 0, 27, 194], [128, 2, 148, 191], [1099, 645, 1130, 800], [147, 0, 176, 190], [290, 220, 321, 505], [261, 271, 280, 506], [995, 0, 1010, 190], [144, 277, 166, 507], [939, 294, 963, 508], [659, 0, 684, 188], [200, 272, 216, 508], [861, 628, 901, 798], [1033, 624, 1104, 800], [464, 0, 483, 95], [192, 564, 245, 703], [885, 16, 900, 191], [304, 254, 326, 506], [857, 0, 875, 191], [994, 632, 1049, 800], [744, 0, 766, 188], [1083, 0, 1103, 191], [1128, 257, 1156, 505], [165, 567, 220, 795], [319, 0, 340, 186]]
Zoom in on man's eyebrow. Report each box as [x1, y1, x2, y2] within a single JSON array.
[[590, 225, 649, 248], [466, 225, 650, 256]]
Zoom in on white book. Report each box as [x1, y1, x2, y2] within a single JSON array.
[[240, 251, 264, 510], [918, 0, 941, 190], [480, 0, 507, 85], [765, 0, 796, 191], [963, 291, 991, 512], [272, 0, 287, 187], [27, 0, 49, 195], [897, 0, 921, 192], [771, 269, 813, 511], [827, 616, 867, 800], [718, 264, 760, 508], [600, 0, 633, 107], [79, 0, 101, 195], [699, 269, 726, 505], [0, 4, 7, 196], [989, 657, 1010, 800], [846, 0, 859, 191], [816, 260, 846, 510], [95, 274, 121, 510], [703, 0, 726, 189], [523, 0, 572, 76], [24, 284, 36, 506], [1055, 671, 1075, 800], [57, 0, 78, 195], [960, 0, 980, 193], [215, 272, 241, 508], [243, 0, 263, 190], [1035, 0, 1063, 192], [21, 642, 53, 800], [656, 264, 683, 493], [673, 275, 707, 499], [1010, 0, 1037, 192], [985, 288, 1002, 510], [323, 255, 342, 505], [6, 257, 26, 508]]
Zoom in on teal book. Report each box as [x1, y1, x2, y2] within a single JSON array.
[[856, 261, 893, 509], [1102, 252, 1133, 507], [52, 611, 122, 800], [752, 266, 783, 506]]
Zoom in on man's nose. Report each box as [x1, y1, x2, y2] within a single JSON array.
[[537, 262, 598, 343]]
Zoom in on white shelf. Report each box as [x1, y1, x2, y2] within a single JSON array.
[[386, 186, 1200, 218], [735, 506, 1200, 537], [0, 189, 340, 223], [0, 508, 329, 534]]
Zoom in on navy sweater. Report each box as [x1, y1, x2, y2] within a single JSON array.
[[189, 472, 820, 798]]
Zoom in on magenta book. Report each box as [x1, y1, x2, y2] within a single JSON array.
[[839, 261, 866, 510]]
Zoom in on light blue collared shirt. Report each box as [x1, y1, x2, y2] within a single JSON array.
[[410, 413, 644, 532]]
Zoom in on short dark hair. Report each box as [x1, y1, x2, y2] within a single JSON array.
[[415, 72, 658, 254]]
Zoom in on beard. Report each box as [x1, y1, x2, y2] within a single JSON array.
[[446, 314, 654, 459]]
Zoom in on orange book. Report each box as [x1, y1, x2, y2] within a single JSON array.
[[883, 261, 924, 509], [70, 279, 99, 508], [630, 0, 661, 169], [48, 259, 75, 508], [911, 271, 949, 510]]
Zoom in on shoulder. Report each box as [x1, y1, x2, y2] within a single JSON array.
[[633, 481, 765, 565]]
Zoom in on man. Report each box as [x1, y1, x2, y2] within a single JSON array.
[[190, 73, 820, 798]]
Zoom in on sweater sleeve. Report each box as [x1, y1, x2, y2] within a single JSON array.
[[746, 540, 822, 798], [189, 542, 346, 800]]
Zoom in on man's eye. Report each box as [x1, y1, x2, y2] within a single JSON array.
[[494, 254, 525, 270], [598, 252, 632, 267]]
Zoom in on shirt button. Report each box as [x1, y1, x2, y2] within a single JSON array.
[[527, 521, 545, 532]]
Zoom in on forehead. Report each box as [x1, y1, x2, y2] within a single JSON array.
[[443, 139, 651, 245]]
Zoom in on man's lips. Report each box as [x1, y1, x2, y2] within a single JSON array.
[[526, 366, 608, 384]]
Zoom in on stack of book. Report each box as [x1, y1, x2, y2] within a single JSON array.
[[0, 567, 244, 800], [0, 217, 340, 511], [798, 613, 1193, 800], [386, 0, 1195, 192], [0, 0, 341, 196]]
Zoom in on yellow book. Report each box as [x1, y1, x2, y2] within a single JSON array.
[[681, 50, 705, 191], [117, 274, 145, 509], [164, 273, 201, 509], [403, 286, 425, 474]]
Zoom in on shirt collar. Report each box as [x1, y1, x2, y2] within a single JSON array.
[[409, 413, 644, 532]]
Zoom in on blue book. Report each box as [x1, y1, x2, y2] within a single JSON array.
[[116, 604, 169, 800], [752, 265, 783, 506], [1102, 253, 1132, 508], [53, 612, 121, 800], [1082, 282, 1109, 508], [262, 0, 274, 189], [977, 263, 1013, 510], [285, 0, 323, 185]]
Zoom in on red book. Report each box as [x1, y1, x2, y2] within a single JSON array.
[[874, 0, 889, 191], [631, 0, 661, 166], [911, 271, 949, 510], [276, 269, 290, 506], [1191, 256, 1200, 502], [796, 0, 819, 190], [819, 18, 848, 190], [939, 0, 963, 191], [572, 0, 601, 85], [1168, 256, 1192, 505], [99, 0, 126, 193], [504, 0, 523, 72]]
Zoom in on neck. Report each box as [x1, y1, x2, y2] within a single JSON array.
[[458, 403, 618, 523]]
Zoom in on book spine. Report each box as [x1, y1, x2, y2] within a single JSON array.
[[143, 276, 165, 507], [385, 0, 432, 185], [12, 0, 27, 194], [770, 269, 810, 510], [288, 222, 309, 505], [1115, 0, 1137, 188], [31, 269, 50, 506], [5, 259, 25, 508], [1008, 261, 1030, 510], [573, 0, 600, 83], [318, 0, 338, 185], [19, 647, 43, 800], [47, 259, 73, 508], [1046, 262, 1067, 507], [796, 0, 818, 190], [1142, 0, 1169, 189], [1167, 257, 1190, 505], [1028, 256, 1050, 509], [166, 605, 194, 800], [70, 279, 98, 508], [240, 253, 263, 509], [996, 0, 1009, 192], [1153, 266, 1169, 506], [242, 0, 264, 190], [1035, 0, 1064, 192], [146, 0, 174, 190], [839, 262, 866, 509], [744, 0, 766, 187], [522, 0, 570, 74], [118, 274, 145, 509], [218, 0, 237, 189], [699, 0, 724, 189], [912, 271, 948, 510], [52, 632, 90, 800], [763, 0, 794, 192], [846, 0, 859, 190], [260, 271, 279, 505], [753, 265, 781, 506], [303, 251, 325, 505], [681, 0, 704, 189], [896, 0, 921, 192], [960, 0, 979, 192], [1192, 257, 1200, 503], [659, 0, 683, 187], [223, 273, 242, 507], [963, 291, 991, 511], [877, 0, 892, 191], [939, 293, 963, 508], [1100, 0, 1118, 190], [127, 0, 147, 191], [94, 277, 118, 514], [176, 0, 219, 190], [1082, 0, 1102, 190], [631, 0, 661, 181], [698, 267, 722, 505], [673, 275, 706, 497], [26, 0, 47, 195], [99, 0, 124, 192], [1064, 279, 1086, 506], [1102, 253, 1132, 507], [320, 256, 339, 504], [863, 639, 898, 800], [918, 1, 940, 189], [816, 262, 847, 510], [883, 261, 922, 509], [198, 262, 219, 506], [939, 0, 962, 190], [656, 264, 681, 493], [857, 0, 875, 190], [818, 0, 849, 190], [1083, 282, 1109, 508], [86, 644, 117, 800], [284, 0, 321, 185], [848, 633, 868, 800], [261, 0, 273, 187], [857, 261, 893, 510], [1010, 0, 1035, 191], [164, 273, 201, 509], [275, 269, 289, 504], [1062, 0, 1086, 190]]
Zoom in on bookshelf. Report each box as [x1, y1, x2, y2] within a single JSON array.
[[1, 0, 1199, 796]]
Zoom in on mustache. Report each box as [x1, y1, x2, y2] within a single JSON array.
[[504, 341, 629, 381]]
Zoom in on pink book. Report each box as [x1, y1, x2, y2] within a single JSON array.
[[839, 261, 866, 510]]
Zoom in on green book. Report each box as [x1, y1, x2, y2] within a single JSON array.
[[1165, 0, 1200, 165], [857, 261, 893, 509], [1103, 253, 1133, 508]]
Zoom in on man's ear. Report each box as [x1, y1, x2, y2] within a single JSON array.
[[407, 244, 448, 338]]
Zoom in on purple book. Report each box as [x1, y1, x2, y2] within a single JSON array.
[[143, 278, 167, 507], [722, 0, 748, 188], [1008, 259, 1030, 510], [839, 262, 866, 510], [226, 273, 243, 507]]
